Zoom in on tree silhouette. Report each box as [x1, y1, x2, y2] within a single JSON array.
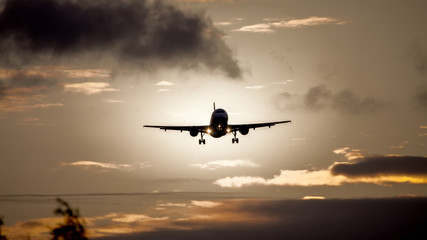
[[51, 198, 88, 240], [0, 216, 7, 240]]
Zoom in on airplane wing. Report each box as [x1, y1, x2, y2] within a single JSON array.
[[143, 125, 210, 133], [228, 120, 291, 131]]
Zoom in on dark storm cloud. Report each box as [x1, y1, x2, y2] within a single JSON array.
[[302, 85, 387, 114], [331, 155, 427, 178], [0, 0, 241, 78], [94, 198, 427, 240]]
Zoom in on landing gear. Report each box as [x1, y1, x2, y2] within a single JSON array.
[[199, 132, 206, 145], [232, 131, 239, 144]]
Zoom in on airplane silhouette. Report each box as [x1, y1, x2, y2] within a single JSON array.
[[144, 103, 291, 144]]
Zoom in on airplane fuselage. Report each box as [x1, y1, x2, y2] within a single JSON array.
[[209, 108, 229, 138]]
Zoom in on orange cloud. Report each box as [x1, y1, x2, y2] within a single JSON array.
[[64, 82, 118, 95], [214, 149, 427, 188], [0, 86, 63, 113], [0, 66, 110, 79], [214, 170, 346, 188]]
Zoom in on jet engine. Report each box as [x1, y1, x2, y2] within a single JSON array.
[[189, 127, 199, 137], [239, 125, 249, 135]]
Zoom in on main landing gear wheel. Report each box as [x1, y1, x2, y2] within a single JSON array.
[[232, 131, 239, 144], [199, 132, 206, 145]]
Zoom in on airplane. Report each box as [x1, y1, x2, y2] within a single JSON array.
[[144, 103, 291, 144]]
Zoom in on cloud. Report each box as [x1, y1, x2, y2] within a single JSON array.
[[214, 170, 346, 188], [277, 85, 387, 115], [235, 23, 275, 33], [304, 85, 332, 109], [0, 81, 6, 98], [61, 198, 427, 240], [213, 176, 267, 188], [330, 155, 427, 178], [214, 22, 233, 26], [407, 39, 427, 75], [389, 140, 409, 150], [64, 82, 118, 95], [0, 74, 56, 96], [214, 167, 427, 188], [331, 89, 387, 114], [331, 148, 427, 184], [156, 200, 221, 210], [61, 69, 111, 78], [271, 17, 339, 28], [109, 213, 164, 223], [155, 81, 175, 86], [155, 80, 176, 92], [3, 217, 64, 240], [191, 201, 221, 208], [333, 147, 365, 160], [245, 85, 263, 90], [0, 67, 110, 112], [33, 103, 63, 108], [302, 196, 326, 200], [0, 67, 111, 102], [190, 159, 260, 170], [63, 161, 131, 170], [1, 99, 63, 113], [0, 0, 241, 78], [4, 195, 427, 240], [420, 126, 427, 137], [62, 161, 151, 171], [157, 202, 188, 208], [0, 75, 54, 112], [214, 148, 427, 188], [17, 116, 59, 126], [102, 98, 124, 104], [0, 74, 64, 112], [157, 88, 171, 92], [0, 67, 110, 88], [234, 16, 344, 33], [415, 88, 427, 111]]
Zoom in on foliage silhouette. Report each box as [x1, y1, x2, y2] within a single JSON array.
[[0, 216, 7, 240], [51, 198, 88, 240]]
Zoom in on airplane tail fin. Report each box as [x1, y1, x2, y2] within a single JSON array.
[[213, 102, 216, 110]]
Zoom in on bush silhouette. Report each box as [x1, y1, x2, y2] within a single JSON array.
[[0, 216, 7, 240], [51, 198, 88, 240]]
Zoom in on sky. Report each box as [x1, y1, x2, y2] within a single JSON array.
[[0, 0, 427, 239]]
